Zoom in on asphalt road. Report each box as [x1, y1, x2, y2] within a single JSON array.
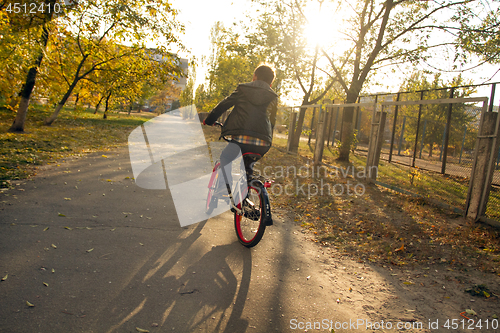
[[0, 147, 358, 333]]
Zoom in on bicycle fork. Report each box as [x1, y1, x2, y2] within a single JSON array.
[[219, 165, 244, 216]]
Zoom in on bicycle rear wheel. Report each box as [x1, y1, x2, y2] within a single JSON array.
[[234, 184, 266, 247], [206, 162, 220, 214]]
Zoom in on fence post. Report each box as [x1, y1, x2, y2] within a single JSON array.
[[366, 105, 387, 182], [441, 88, 455, 174], [389, 93, 400, 163], [313, 105, 326, 166], [419, 120, 427, 159], [412, 91, 424, 167], [308, 107, 316, 145], [398, 116, 406, 155], [287, 109, 297, 152], [465, 110, 500, 220], [332, 99, 340, 146], [459, 127, 467, 164]]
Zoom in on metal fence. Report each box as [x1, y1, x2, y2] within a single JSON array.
[[280, 82, 500, 222]]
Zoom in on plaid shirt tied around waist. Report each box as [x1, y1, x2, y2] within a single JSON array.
[[230, 135, 271, 147]]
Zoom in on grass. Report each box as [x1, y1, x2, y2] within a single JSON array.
[[2, 108, 499, 275], [0, 103, 153, 185], [267, 133, 500, 275], [280, 135, 500, 218]]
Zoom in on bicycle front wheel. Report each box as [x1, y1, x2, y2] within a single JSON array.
[[234, 184, 266, 247]]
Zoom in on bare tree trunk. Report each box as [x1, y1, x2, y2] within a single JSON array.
[[128, 101, 133, 115], [73, 93, 80, 110], [289, 106, 307, 153], [103, 91, 112, 119], [44, 53, 90, 125], [9, 24, 50, 132], [44, 81, 78, 125], [94, 95, 105, 114], [337, 91, 359, 162]]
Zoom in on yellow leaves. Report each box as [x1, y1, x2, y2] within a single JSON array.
[[51, 244, 57, 249], [58, 213, 66, 217], [136, 328, 150, 333], [86, 248, 94, 253], [26, 301, 35, 307], [1, 274, 7, 281]]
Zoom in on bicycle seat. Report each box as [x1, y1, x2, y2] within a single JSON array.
[[242, 152, 261, 162]]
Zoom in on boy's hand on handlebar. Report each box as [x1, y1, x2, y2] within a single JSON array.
[[202, 119, 222, 127]]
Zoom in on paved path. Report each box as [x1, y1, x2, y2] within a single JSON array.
[[0, 147, 358, 333]]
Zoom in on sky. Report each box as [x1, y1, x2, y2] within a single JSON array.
[[167, 0, 500, 105], [169, 0, 255, 88]]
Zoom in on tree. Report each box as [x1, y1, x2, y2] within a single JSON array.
[[203, 22, 258, 110], [398, 72, 477, 157], [194, 84, 210, 112], [246, 0, 343, 151], [150, 82, 181, 114], [251, 0, 481, 161], [6, 0, 60, 132], [42, 0, 183, 125], [179, 66, 195, 107], [455, 3, 500, 65]]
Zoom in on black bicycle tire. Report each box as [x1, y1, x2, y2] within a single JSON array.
[[234, 184, 266, 247]]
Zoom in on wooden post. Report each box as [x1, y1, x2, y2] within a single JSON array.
[[308, 107, 316, 145], [441, 88, 455, 174], [287, 109, 297, 152], [466, 111, 500, 219], [313, 105, 326, 166], [412, 91, 424, 167], [388, 93, 400, 163], [366, 107, 387, 182]]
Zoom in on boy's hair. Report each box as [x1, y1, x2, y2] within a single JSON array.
[[254, 65, 275, 85]]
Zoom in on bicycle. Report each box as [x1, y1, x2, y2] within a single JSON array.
[[205, 122, 273, 247]]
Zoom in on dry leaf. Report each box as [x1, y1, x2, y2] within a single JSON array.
[[51, 244, 57, 249], [465, 309, 477, 316], [1, 274, 7, 281], [43, 227, 49, 231], [64, 227, 72, 230], [43, 282, 49, 287], [26, 301, 35, 307], [135, 328, 150, 333], [58, 213, 66, 217], [86, 248, 94, 253], [394, 244, 405, 252], [64, 198, 71, 201]]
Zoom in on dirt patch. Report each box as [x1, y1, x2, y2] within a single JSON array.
[[260, 146, 500, 330]]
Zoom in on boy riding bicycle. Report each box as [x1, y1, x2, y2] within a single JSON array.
[[203, 65, 278, 195]]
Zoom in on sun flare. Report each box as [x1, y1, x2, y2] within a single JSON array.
[[302, 6, 338, 48]]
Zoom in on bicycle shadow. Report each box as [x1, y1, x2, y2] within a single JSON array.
[[95, 220, 253, 333]]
